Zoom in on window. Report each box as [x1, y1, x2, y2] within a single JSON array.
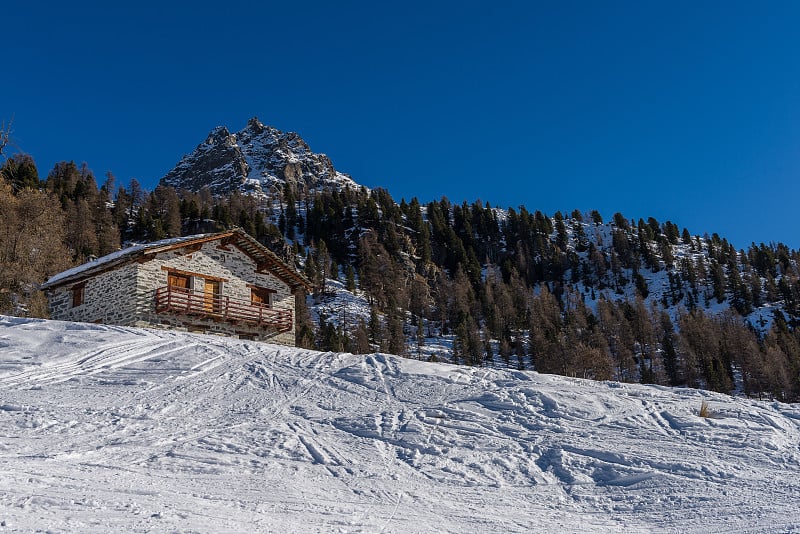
[[168, 272, 192, 291], [71, 283, 85, 308], [251, 287, 275, 308]]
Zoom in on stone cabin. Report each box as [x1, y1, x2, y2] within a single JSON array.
[[41, 229, 311, 346]]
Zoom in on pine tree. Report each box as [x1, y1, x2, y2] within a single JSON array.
[[1, 154, 40, 191], [677, 310, 734, 393], [352, 318, 372, 354], [368, 305, 383, 346], [294, 291, 315, 349], [283, 183, 297, 240], [149, 185, 182, 237], [710, 260, 727, 303], [528, 285, 562, 374], [385, 303, 406, 356], [345, 264, 357, 293]]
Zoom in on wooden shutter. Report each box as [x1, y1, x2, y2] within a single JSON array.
[[251, 287, 275, 307], [251, 289, 264, 305], [168, 273, 190, 290]]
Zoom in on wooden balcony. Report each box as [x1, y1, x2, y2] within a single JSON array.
[[154, 286, 293, 334]]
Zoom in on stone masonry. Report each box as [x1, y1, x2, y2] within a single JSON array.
[[45, 233, 301, 346], [47, 263, 139, 327], [134, 240, 296, 345]]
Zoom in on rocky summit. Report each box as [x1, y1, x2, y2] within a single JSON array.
[[160, 117, 359, 196]]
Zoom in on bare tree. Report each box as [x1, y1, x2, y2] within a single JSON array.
[[0, 180, 71, 314], [0, 118, 12, 159]]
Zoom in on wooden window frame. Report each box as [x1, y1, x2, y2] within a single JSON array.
[[248, 285, 276, 308], [167, 272, 192, 291], [71, 283, 85, 308]]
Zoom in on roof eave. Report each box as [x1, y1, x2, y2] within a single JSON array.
[[41, 229, 310, 292]]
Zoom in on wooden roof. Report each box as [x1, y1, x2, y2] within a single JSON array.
[[42, 229, 312, 292]]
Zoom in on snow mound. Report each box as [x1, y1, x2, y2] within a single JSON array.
[[1, 316, 799, 532]]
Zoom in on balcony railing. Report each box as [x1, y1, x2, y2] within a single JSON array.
[[154, 286, 293, 334]]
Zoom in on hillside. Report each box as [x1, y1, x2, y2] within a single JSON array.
[[151, 119, 800, 399], [3, 119, 800, 401], [1, 316, 800, 532]]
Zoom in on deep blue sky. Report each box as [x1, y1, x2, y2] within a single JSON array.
[[5, 1, 800, 250]]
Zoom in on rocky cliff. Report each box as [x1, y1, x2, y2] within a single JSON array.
[[160, 117, 359, 196]]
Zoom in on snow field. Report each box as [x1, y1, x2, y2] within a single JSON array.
[[1, 316, 799, 532]]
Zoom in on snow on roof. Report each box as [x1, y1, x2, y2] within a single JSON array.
[[41, 233, 218, 289], [42, 230, 311, 292]]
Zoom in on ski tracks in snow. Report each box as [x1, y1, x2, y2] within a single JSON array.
[[0, 337, 176, 388], [2, 318, 800, 532]]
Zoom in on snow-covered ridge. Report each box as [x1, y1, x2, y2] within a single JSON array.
[[1, 316, 799, 532]]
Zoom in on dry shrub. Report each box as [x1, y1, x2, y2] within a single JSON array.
[[698, 399, 713, 418]]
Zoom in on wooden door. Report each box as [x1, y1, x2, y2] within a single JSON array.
[[204, 280, 220, 312]]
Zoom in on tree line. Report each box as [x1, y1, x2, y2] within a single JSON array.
[[297, 187, 800, 401], [2, 152, 799, 401]]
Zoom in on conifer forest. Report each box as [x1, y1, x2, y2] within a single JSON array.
[[2, 153, 799, 401]]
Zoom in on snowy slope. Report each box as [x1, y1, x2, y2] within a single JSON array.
[[1, 317, 800, 533]]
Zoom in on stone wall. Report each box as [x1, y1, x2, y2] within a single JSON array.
[[47, 239, 298, 346], [133, 240, 296, 345], [47, 263, 139, 326]]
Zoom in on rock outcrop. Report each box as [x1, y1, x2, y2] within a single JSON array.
[[160, 117, 359, 196]]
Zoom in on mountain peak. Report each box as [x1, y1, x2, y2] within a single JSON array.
[[205, 126, 234, 145], [161, 120, 360, 196], [245, 116, 265, 134]]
